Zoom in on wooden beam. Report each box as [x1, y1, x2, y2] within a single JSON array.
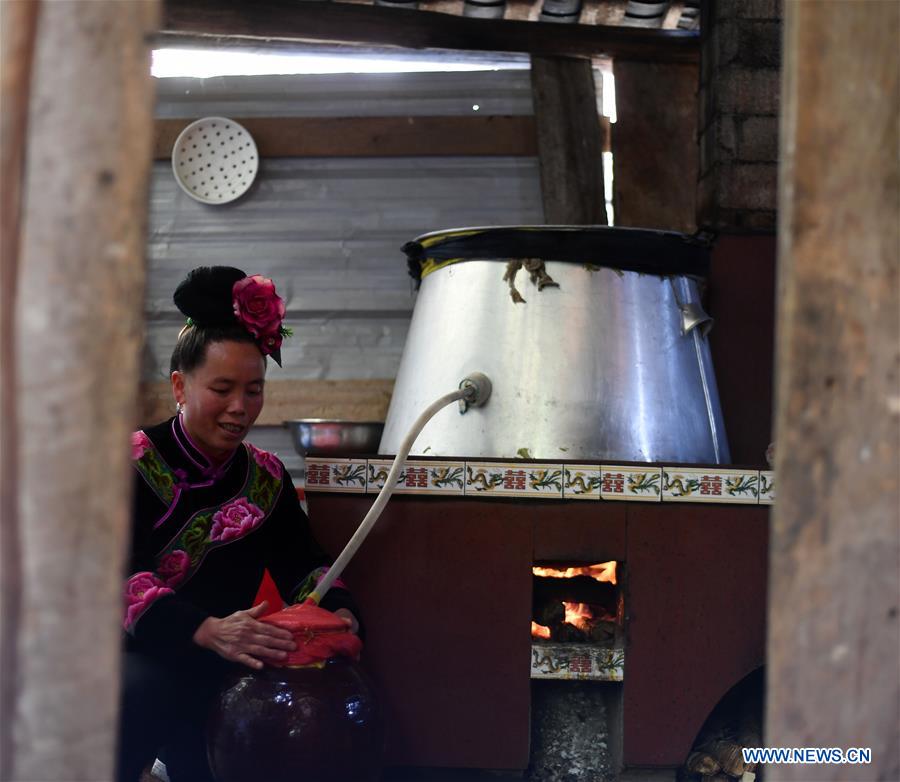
[[9, 1, 158, 778], [139, 378, 395, 428], [767, 3, 899, 779], [159, 0, 699, 63], [155, 115, 538, 159], [530, 55, 606, 224]]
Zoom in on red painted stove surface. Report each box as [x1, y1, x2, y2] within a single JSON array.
[[708, 234, 777, 465], [623, 503, 768, 766], [307, 495, 536, 769], [306, 493, 767, 770]]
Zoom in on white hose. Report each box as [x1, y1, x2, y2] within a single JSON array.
[[309, 388, 466, 604]]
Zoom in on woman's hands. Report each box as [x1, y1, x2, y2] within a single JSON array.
[[333, 608, 359, 635], [192, 601, 295, 670]]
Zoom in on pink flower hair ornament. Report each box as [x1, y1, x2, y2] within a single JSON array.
[[232, 274, 292, 362]]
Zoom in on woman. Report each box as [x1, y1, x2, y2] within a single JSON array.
[[117, 267, 361, 782]]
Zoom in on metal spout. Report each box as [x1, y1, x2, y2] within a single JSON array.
[[680, 302, 714, 338]]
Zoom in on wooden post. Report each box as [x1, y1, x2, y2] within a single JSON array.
[[0, 2, 41, 779], [5, 1, 159, 779], [612, 60, 698, 232], [768, 3, 899, 780], [530, 55, 607, 224]]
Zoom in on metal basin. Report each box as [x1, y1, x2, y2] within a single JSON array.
[[286, 420, 384, 457]]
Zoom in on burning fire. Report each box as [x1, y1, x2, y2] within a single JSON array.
[[533, 604, 597, 638], [532, 561, 617, 585], [563, 602, 593, 632], [532, 562, 618, 641], [531, 621, 551, 639]]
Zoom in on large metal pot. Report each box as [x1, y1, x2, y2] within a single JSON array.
[[379, 226, 730, 464]]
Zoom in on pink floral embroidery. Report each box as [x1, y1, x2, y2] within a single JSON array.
[[210, 497, 265, 543], [132, 431, 151, 461], [316, 565, 349, 593], [157, 550, 191, 587], [248, 444, 282, 479], [124, 572, 174, 629], [232, 275, 286, 355]]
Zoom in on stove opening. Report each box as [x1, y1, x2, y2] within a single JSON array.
[[531, 561, 623, 644]]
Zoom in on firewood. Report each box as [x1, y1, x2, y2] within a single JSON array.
[[533, 575, 617, 615], [553, 622, 587, 642], [589, 620, 618, 644], [736, 700, 762, 772], [685, 751, 721, 776], [710, 739, 746, 777], [533, 598, 565, 628]]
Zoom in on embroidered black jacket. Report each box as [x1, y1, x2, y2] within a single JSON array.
[[124, 415, 357, 660]]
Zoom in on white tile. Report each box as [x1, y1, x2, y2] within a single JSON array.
[[464, 462, 563, 498], [563, 465, 602, 500], [367, 459, 465, 495], [759, 470, 775, 505], [662, 468, 760, 504], [599, 466, 663, 502], [305, 458, 367, 493], [531, 643, 624, 681]]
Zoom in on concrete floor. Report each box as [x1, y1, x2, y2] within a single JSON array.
[[144, 767, 524, 781], [144, 763, 677, 781]]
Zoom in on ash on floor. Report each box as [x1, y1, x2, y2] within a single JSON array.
[[528, 680, 617, 782]]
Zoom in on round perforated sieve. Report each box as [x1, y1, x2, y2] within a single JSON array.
[[171, 117, 259, 205]]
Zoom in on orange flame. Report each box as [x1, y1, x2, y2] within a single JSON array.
[[532, 561, 617, 585], [563, 602, 593, 632], [531, 621, 551, 639]]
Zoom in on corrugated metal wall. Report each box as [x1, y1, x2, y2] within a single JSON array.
[[146, 71, 543, 467], [153, 70, 534, 118]]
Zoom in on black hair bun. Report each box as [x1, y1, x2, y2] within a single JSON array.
[[173, 266, 247, 326]]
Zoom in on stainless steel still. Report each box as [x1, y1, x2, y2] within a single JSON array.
[[379, 226, 731, 464]]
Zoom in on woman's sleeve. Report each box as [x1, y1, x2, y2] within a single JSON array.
[[265, 467, 364, 631], [124, 472, 209, 657]]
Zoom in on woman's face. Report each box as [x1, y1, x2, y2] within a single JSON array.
[[171, 340, 266, 463]]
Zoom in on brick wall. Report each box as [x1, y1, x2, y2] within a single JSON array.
[[697, 0, 783, 231]]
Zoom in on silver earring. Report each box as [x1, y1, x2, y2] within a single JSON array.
[[176, 402, 184, 414]]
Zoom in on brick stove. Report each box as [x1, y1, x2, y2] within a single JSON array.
[[302, 458, 769, 776]]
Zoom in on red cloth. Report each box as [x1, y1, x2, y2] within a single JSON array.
[[253, 568, 283, 617], [260, 601, 363, 666]]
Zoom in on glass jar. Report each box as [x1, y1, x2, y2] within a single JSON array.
[[207, 655, 383, 782]]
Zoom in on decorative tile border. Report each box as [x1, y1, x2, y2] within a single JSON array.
[[305, 458, 367, 493], [759, 471, 775, 505], [465, 463, 563, 499], [563, 465, 602, 500], [600, 466, 663, 502], [304, 459, 768, 505], [662, 467, 760, 504], [531, 643, 624, 681], [366, 459, 465, 496]]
